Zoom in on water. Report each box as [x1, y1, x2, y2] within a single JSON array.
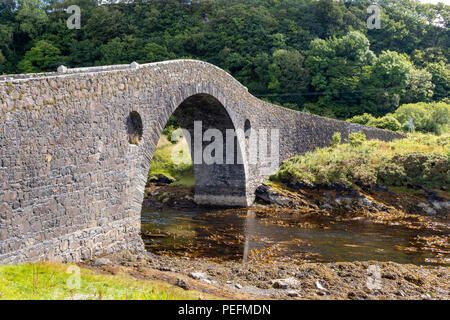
[[141, 207, 449, 266]]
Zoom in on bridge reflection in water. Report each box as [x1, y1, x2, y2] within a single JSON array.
[[242, 209, 256, 263], [140, 207, 447, 266]]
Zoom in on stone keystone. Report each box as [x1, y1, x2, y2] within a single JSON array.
[[57, 65, 68, 73], [130, 61, 140, 69]]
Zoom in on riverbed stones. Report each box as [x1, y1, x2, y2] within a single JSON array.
[[189, 271, 209, 281], [271, 277, 300, 289], [175, 278, 190, 290]]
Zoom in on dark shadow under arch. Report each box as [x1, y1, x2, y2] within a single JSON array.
[[152, 93, 248, 206]]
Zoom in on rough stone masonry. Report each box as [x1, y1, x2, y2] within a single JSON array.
[[0, 60, 403, 264]]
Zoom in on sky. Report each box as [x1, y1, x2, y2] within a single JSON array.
[[417, 0, 450, 4]]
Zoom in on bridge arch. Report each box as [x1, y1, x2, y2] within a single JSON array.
[[133, 92, 250, 212]]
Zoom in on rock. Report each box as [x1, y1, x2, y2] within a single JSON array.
[[417, 202, 437, 216], [175, 278, 190, 290], [271, 277, 300, 289], [286, 290, 299, 297], [130, 61, 140, 69], [189, 271, 209, 281], [235, 283, 243, 289], [148, 174, 175, 185], [91, 257, 111, 267], [57, 65, 68, 73], [315, 280, 326, 291], [320, 203, 334, 210], [255, 185, 291, 206], [158, 266, 173, 272], [423, 293, 432, 300]]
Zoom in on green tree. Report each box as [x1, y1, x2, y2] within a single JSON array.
[[305, 31, 376, 118], [347, 113, 376, 125], [394, 102, 431, 133], [425, 62, 450, 102], [268, 49, 310, 94], [15, 0, 48, 38], [18, 40, 62, 73], [369, 50, 414, 113], [403, 67, 434, 103]]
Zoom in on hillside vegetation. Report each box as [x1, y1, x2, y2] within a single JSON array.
[[271, 132, 449, 191], [0, 0, 448, 119], [347, 101, 450, 135], [148, 133, 194, 187]]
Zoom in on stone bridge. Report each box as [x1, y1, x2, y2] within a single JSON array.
[[0, 60, 403, 263]]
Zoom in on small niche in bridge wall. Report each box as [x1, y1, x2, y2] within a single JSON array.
[[127, 111, 143, 145], [244, 119, 251, 139]]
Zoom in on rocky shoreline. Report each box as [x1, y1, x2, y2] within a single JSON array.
[[78, 182, 450, 300], [82, 250, 449, 300], [142, 182, 450, 219], [255, 183, 450, 219]]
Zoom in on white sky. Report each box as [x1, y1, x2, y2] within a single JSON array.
[[417, 0, 450, 4]]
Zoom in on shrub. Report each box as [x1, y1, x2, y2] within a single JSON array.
[[428, 102, 450, 135], [330, 132, 341, 148], [346, 113, 375, 125], [367, 114, 401, 131], [388, 152, 449, 190], [350, 101, 450, 135], [348, 131, 366, 147], [272, 133, 449, 191], [376, 159, 407, 186], [393, 101, 449, 134], [394, 102, 431, 132]]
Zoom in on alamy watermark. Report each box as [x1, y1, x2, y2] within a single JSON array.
[[169, 121, 280, 176], [67, 5, 81, 30], [367, 4, 381, 30], [366, 264, 382, 290]]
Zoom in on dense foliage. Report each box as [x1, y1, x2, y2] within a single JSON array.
[[271, 132, 450, 190], [347, 101, 450, 134], [0, 0, 448, 119]]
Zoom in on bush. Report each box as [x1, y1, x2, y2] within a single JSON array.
[[330, 132, 341, 148], [376, 159, 407, 186], [348, 102, 450, 135], [393, 101, 450, 134], [346, 113, 375, 125], [388, 152, 449, 190], [348, 131, 366, 147], [272, 133, 449, 191], [428, 102, 450, 135], [367, 114, 401, 131], [394, 102, 431, 132]]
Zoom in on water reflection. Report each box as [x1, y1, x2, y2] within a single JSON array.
[[242, 209, 256, 263], [141, 207, 449, 266]]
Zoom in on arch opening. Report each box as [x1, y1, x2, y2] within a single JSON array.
[[127, 111, 143, 145], [142, 93, 249, 208]]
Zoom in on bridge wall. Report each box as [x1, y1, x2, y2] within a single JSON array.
[[0, 60, 403, 263]]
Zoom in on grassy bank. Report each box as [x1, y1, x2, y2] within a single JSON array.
[[148, 134, 194, 187], [0, 262, 212, 300], [271, 133, 449, 192]]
